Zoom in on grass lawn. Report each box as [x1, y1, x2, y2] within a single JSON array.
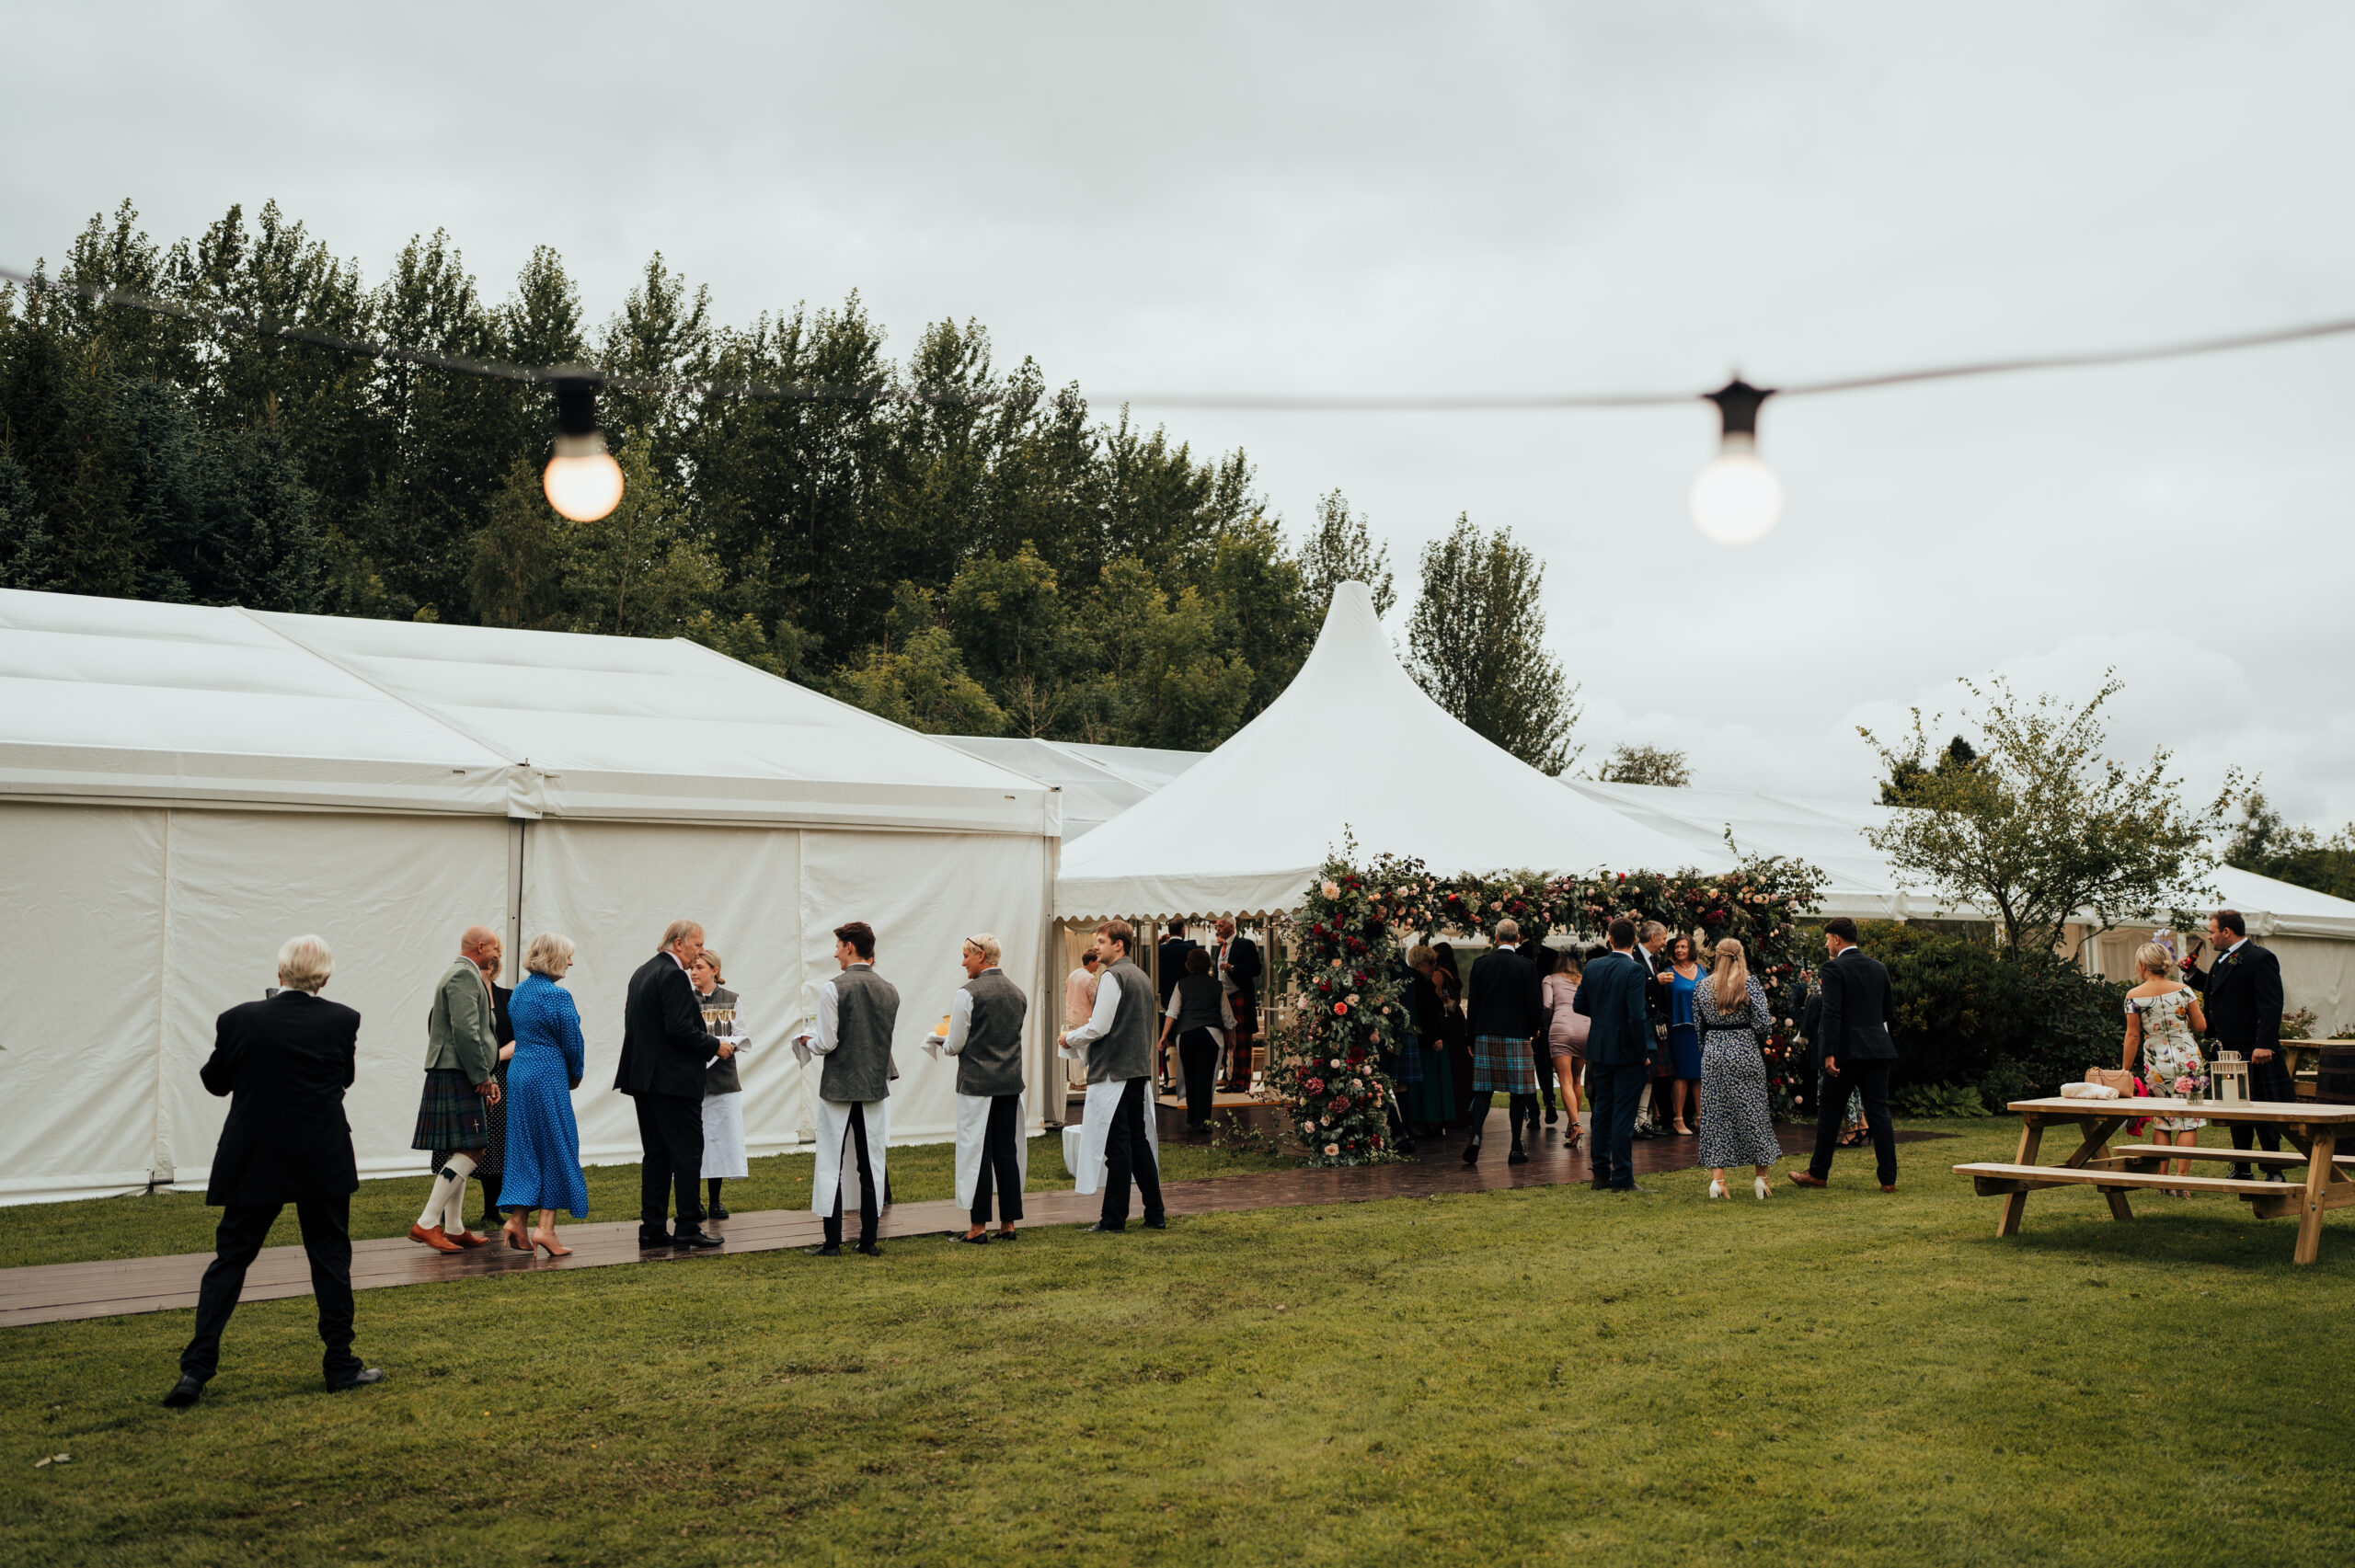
[[5, 1118, 2352, 1566]]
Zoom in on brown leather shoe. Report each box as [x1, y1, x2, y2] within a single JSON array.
[[448, 1229, 490, 1249], [408, 1223, 462, 1253], [1881, 1184, 1898, 1193], [1786, 1173, 1829, 1189]]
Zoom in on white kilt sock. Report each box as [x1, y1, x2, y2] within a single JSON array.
[[437, 1152, 477, 1232]]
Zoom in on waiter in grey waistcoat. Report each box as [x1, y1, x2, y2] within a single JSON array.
[[941, 933, 1029, 1243], [796, 921, 897, 1257], [1059, 918, 1166, 1233]]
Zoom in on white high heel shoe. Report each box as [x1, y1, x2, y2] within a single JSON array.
[[1754, 1175, 1772, 1200], [1707, 1178, 1728, 1199]]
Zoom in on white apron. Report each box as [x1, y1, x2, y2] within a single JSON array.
[[699, 1091, 749, 1179], [810, 1098, 890, 1219], [1069, 1079, 1160, 1197], [953, 1091, 1029, 1211]]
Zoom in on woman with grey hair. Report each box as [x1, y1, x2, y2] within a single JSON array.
[[496, 933, 590, 1254]]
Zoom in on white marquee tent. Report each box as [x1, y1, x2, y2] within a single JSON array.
[[0, 590, 1061, 1206], [1053, 581, 1711, 921]]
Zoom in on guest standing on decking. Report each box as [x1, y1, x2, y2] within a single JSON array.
[[615, 920, 733, 1251], [1212, 916, 1262, 1093], [798, 921, 898, 1257], [1158, 946, 1235, 1132], [690, 950, 749, 1220], [1405, 945, 1454, 1139], [1432, 943, 1476, 1128], [1574, 919, 1657, 1193], [409, 925, 504, 1253], [2181, 909, 2288, 1181], [1788, 918, 1899, 1192], [1542, 949, 1587, 1151], [944, 933, 1028, 1243], [1462, 920, 1546, 1166], [1663, 934, 1703, 1136], [431, 958, 513, 1238], [498, 933, 591, 1255], [1637, 921, 1675, 1138], [164, 935, 383, 1408], [1063, 946, 1102, 1093], [1061, 919, 1166, 1233], [1694, 938, 1783, 1200]]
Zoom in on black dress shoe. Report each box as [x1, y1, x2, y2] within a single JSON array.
[[958, 1230, 991, 1244], [994, 1228, 1020, 1241], [326, 1368, 385, 1392], [1462, 1139, 1481, 1166], [672, 1230, 723, 1250], [1590, 1178, 1612, 1192], [1396, 1138, 1418, 1155], [706, 1203, 730, 1219], [1508, 1148, 1530, 1165], [638, 1230, 672, 1250], [805, 1242, 843, 1256], [1085, 1221, 1125, 1233], [854, 1241, 883, 1257], [1545, 1107, 1559, 1125], [161, 1375, 206, 1408], [1143, 1215, 1166, 1230]]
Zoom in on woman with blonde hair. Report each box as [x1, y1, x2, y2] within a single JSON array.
[[1694, 937, 1784, 1199], [496, 933, 591, 1254], [2123, 939, 2208, 1193]]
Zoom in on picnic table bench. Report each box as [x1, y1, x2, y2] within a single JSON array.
[[1955, 1097, 2355, 1265]]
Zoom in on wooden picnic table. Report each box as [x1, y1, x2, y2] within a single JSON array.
[[1955, 1097, 2355, 1265]]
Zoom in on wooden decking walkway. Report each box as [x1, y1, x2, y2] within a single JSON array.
[[0, 1121, 1947, 1328]]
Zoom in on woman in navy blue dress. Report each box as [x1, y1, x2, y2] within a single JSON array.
[[498, 933, 591, 1256]]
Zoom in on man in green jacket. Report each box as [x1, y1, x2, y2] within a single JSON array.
[[408, 925, 504, 1252]]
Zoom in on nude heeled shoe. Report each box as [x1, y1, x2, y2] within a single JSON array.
[[530, 1230, 572, 1258]]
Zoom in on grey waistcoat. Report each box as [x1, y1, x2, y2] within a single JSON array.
[[699, 984, 741, 1096], [957, 968, 1028, 1097], [1171, 973, 1225, 1036], [1088, 959, 1155, 1084], [821, 965, 898, 1103]]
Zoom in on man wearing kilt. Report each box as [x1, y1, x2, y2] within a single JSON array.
[[1462, 919, 1547, 1166], [408, 925, 504, 1252]]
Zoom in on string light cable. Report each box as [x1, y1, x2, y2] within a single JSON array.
[[5, 262, 2349, 536]]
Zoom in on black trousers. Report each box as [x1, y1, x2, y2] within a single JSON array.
[[1587, 1061, 1648, 1189], [1101, 1077, 1165, 1228], [179, 1196, 359, 1384], [1809, 1059, 1896, 1185], [970, 1093, 1026, 1226], [1178, 1028, 1220, 1127], [1531, 1038, 1558, 1112], [825, 1106, 880, 1246], [632, 1092, 704, 1235], [2230, 1055, 2296, 1166]]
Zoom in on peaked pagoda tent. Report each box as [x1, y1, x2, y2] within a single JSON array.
[[0, 590, 1060, 1205], [1054, 581, 1711, 924]]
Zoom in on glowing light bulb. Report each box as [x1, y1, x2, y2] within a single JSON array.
[[1693, 377, 1781, 545], [1689, 434, 1782, 545], [543, 434, 625, 522]]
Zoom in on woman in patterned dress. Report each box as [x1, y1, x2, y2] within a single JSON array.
[[1694, 938, 1783, 1199], [2122, 941, 2209, 1194]]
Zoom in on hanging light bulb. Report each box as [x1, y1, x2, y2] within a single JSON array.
[[1690, 377, 1781, 544], [541, 366, 625, 522]]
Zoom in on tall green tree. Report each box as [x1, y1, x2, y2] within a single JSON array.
[[1405, 514, 1582, 773], [2223, 792, 2355, 901], [1296, 488, 1395, 619]]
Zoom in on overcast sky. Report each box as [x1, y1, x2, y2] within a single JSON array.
[[6, 3, 2350, 827]]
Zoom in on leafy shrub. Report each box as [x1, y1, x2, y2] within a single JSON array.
[[1893, 1082, 1992, 1118], [1858, 921, 2127, 1104]]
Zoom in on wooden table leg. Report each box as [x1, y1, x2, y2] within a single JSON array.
[[2074, 1115, 2134, 1221], [1999, 1116, 2045, 1238], [2294, 1128, 2338, 1265]]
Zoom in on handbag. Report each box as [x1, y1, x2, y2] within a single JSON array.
[[2085, 1066, 2138, 1098]]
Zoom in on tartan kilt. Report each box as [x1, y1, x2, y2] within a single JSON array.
[[1470, 1034, 1538, 1095], [412, 1067, 486, 1151]]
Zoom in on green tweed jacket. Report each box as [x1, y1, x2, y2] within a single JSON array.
[[425, 957, 500, 1084]]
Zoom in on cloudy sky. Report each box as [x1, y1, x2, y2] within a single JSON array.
[[6, 3, 2350, 826]]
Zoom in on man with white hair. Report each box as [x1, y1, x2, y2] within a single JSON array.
[[615, 919, 735, 1250], [164, 935, 383, 1407], [408, 925, 504, 1253]]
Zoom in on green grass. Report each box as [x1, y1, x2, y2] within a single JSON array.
[[5, 1120, 2352, 1566], [0, 1133, 1293, 1271]]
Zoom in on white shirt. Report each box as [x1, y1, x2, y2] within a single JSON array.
[[800, 964, 875, 1055], [2219, 938, 2247, 961], [1063, 965, 1124, 1048], [1215, 936, 1240, 995], [940, 969, 1001, 1057], [1165, 984, 1235, 1031]]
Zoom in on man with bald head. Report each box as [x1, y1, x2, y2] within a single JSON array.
[[408, 925, 504, 1252]]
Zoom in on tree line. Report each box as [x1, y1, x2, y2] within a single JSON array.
[[0, 200, 1584, 761]]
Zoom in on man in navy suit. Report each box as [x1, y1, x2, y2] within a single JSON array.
[[1573, 918, 1657, 1192]]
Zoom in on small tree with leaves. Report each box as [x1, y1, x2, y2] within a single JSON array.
[[1406, 513, 1582, 774], [1860, 673, 2232, 958], [1595, 743, 1691, 788], [1296, 489, 1395, 619]]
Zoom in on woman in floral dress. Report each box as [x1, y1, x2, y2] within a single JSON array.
[[2122, 941, 2209, 1193]]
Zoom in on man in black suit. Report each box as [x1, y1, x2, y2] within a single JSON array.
[[164, 935, 384, 1408], [1463, 919, 1547, 1165], [2183, 909, 2289, 1179], [1573, 919, 1657, 1192], [1634, 921, 1674, 1138], [615, 919, 735, 1250], [1789, 917, 1900, 1190], [1212, 917, 1262, 1093], [1154, 921, 1200, 1089]]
